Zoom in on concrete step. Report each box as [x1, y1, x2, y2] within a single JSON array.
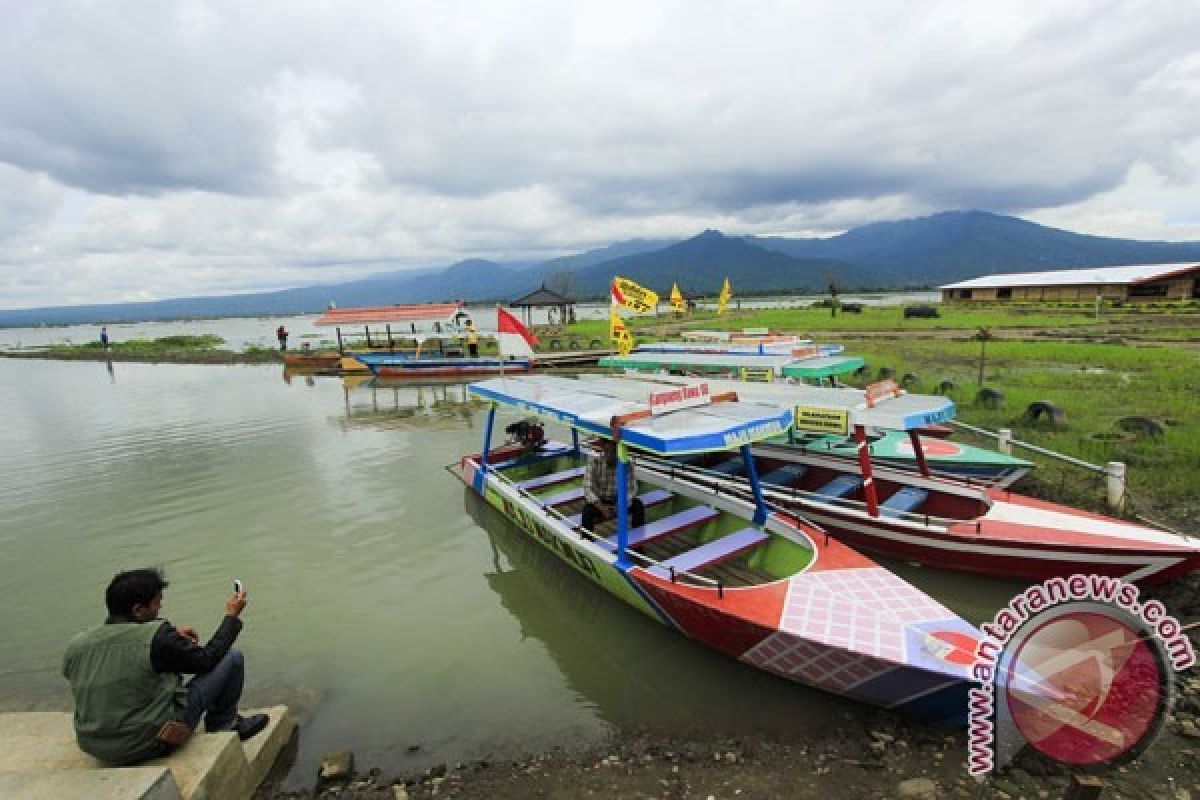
[[0, 767, 181, 800], [0, 705, 295, 800]]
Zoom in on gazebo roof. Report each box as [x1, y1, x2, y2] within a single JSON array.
[[314, 302, 465, 326], [510, 284, 575, 307]]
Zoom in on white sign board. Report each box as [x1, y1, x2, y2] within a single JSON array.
[[649, 383, 712, 415]]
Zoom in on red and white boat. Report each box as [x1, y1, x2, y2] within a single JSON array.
[[589, 375, 1200, 587]]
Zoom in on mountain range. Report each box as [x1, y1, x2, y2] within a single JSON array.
[[5, 211, 1200, 325]]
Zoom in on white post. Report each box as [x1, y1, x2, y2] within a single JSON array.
[[997, 428, 1013, 456], [1106, 461, 1126, 513]]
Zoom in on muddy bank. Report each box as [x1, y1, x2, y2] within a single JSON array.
[[255, 707, 1198, 800]]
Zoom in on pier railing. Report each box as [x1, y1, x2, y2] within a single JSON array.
[[948, 420, 1128, 513]]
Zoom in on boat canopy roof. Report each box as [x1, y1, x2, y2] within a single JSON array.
[[469, 375, 793, 454], [635, 341, 845, 356], [600, 349, 862, 378], [315, 302, 466, 327], [780, 355, 865, 378], [583, 375, 956, 432]]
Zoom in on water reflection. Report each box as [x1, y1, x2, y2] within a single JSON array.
[[464, 489, 850, 738], [337, 377, 481, 432]]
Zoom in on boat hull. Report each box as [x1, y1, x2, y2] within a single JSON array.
[[372, 358, 532, 379], [459, 445, 977, 723], [652, 448, 1200, 587], [797, 430, 1033, 487]]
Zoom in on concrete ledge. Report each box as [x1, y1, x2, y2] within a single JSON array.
[[0, 767, 181, 800], [0, 705, 295, 800]]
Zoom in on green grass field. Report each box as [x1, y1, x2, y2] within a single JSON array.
[[566, 304, 1200, 530]]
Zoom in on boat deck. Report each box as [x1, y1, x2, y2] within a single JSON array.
[[505, 455, 791, 588]]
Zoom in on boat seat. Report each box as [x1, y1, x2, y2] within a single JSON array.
[[812, 474, 863, 500], [708, 457, 745, 476], [648, 527, 769, 578], [879, 487, 929, 516], [759, 463, 807, 488], [538, 486, 586, 507], [599, 504, 720, 552], [517, 466, 586, 492], [562, 489, 673, 528]]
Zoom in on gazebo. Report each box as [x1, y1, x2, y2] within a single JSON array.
[[508, 284, 576, 327]]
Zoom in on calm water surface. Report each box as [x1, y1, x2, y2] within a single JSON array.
[[0, 357, 1013, 786]]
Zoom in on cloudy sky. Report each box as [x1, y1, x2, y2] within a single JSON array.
[[2, 1, 1198, 309]]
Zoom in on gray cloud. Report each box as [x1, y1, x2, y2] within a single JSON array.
[[1, 0, 1198, 308]]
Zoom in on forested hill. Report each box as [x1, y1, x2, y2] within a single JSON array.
[[5, 211, 1200, 325]]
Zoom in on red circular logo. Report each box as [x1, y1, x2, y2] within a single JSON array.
[[1003, 610, 1168, 766], [896, 438, 962, 457]]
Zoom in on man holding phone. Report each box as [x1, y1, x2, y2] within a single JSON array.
[[63, 568, 269, 765]]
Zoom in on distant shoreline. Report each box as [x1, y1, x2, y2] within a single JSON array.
[[0, 349, 283, 365]]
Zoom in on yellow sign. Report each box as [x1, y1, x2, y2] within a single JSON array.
[[610, 306, 635, 356], [611, 276, 659, 314], [794, 405, 850, 435], [738, 366, 774, 383], [717, 277, 733, 315], [670, 283, 685, 312]]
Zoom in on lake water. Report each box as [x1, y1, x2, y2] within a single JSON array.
[[0, 292, 941, 352], [0, 356, 1012, 787]]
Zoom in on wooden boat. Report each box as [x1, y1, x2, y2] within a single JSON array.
[[594, 376, 1200, 586], [354, 351, 532, 379], [456, 375, 982, 722], [599, 349, 864, 386], [794, 429, 1033, 486], [285, 302, 481, 374]]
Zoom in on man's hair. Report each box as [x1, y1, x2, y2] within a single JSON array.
[[105, 568, 169, 616]]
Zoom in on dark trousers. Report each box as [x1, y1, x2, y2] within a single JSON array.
[[468, 343, 479, 357], [582, 497, 645, 533], [181, 649, 244, 732]]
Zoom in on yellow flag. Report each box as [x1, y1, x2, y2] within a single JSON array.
[[611, 276, 660, 314], [669, 283, 684, 312], [717, 277, 733, 315], [610, 306, 635, 355]]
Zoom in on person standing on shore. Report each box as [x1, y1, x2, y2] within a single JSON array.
[[465, 320, 479, 358], [62, 568, 268, 765], [276, 325, 288, 351], [100, 327, 109, 349]]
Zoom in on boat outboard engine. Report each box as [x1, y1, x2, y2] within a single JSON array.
[[504, 418, 546, 453]]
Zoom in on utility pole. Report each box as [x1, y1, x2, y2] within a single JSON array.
[[977, 326, 991, 387]]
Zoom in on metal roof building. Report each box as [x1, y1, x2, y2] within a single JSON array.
[[940, 263, 1200, 303]]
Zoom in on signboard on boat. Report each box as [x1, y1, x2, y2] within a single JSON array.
[[790, 345, 819, 359], [649, 382, 711, 415], [738, 366, 774, 383], [794, 404, 850, 435]]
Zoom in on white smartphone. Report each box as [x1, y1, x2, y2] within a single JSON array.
[[233, 579, 243, 594]]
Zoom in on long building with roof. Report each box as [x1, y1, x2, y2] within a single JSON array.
[[940, 263, 1200, 303]]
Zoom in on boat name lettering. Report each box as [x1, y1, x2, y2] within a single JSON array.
[[500, 496, 601, 583], [649, 383, 711, 414], [721, 421, 784, 447]]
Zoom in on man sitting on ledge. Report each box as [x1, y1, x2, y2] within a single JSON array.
[[581, 438, 645, 533], [62, 568, 268, 766]]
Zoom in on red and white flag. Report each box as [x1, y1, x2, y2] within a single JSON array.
[[495, 306, 538, 358], [497, 306, 538, 346]]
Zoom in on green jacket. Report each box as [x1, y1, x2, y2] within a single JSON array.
[[62, 620, 183, 765]]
